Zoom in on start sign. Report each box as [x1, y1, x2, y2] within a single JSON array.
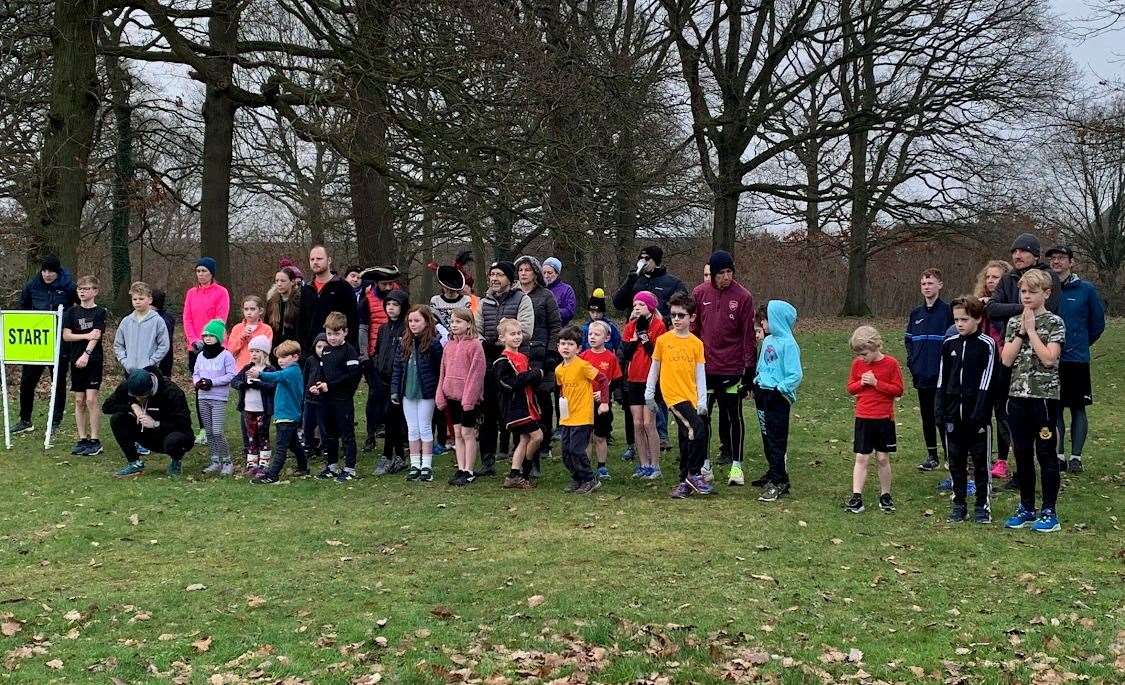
[[1, 311, 60, 364]]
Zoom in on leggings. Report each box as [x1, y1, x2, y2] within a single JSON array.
[[188, 350, 204, 430], [1008, 397, 1060, 512], [1057, 406, 1089, 457], [993, 365, 1011, 460], [199, 398, 231, 464], [403, 398, 436, 442], [242, 411, 270, 454], [706, 375, 745, 462]]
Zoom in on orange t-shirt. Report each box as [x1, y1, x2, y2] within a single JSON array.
[[652, 332, 705, 407]]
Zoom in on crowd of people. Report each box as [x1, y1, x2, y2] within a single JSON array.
[[10, 232, 1106, 532]]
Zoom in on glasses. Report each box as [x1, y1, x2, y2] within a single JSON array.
[[670, 312, 689, 319]]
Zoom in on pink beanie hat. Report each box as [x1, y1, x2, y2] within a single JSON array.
[[633, 290, 659, 313]]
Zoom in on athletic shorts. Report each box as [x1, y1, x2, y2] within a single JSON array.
[[593, 407, 613, 439], [625, 381, 647, 407], [854, 417, 897, 455], [445, 399, 479, 428], [1058, 362, 1092, 408], [69, 357, 104, 391], [508, 418, 542, 436]]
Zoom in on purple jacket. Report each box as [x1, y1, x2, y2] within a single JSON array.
[[547, 279, 577, 325]]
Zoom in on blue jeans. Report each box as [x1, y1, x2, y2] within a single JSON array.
[[266, 421, 308, 478]]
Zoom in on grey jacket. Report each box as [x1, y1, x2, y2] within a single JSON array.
[[114, 309, 171, 372]]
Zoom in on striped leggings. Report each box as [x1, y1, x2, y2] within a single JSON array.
[[199, 399, 231, 464]]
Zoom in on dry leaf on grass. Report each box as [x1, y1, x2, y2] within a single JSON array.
[[128, 514, 140, 526], [246, 595, 266, 608], [415, 628, 431, 639], [193, 636, 213, 653], [431, 605, 453, 620], [46, 658, 63, 670], [325, 540, 347, 547], [185, 584, 206, 592], [1, 617, 23, 637], [527, 595, 546, 608], [63, 610, 82, 622]]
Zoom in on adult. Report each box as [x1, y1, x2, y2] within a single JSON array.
[[182, 256, 231, 444], [477, 261, 534, 475], [297, 245, 359, 353], [702, 262, 710, 284], [357, 265, 403, 449], [430, 265, 482, 338], [542, 257, 577, 325], [612, 244, 688, 320], [344, 265, 366, 303], [905, 268, 953, 472], [11, 255, 77, 435], [105, 368, 194, 478], [691, 251, 756, 486], [514, 256, 562, 475], [1046, 245, 1106, 474], [265, 266, 302, 356]]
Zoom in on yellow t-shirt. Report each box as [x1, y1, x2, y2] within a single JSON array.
[[555, 357, 599, 427], [653, 332, 705, 408]]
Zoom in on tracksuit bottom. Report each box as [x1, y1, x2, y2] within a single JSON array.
[[706, 374, 744, 462], [754, 388, 790, 486], [559, 425, 594, 483], [1008, 397, 1060, 512], [265, 421, 308, 478], [668, 402, 706, 482], [110, 413, 193, 464], [945, 419, 991, 509], [323, 397, 357, 470]]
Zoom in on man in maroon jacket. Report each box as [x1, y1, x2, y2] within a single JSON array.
[[692, 251, 756, 487]]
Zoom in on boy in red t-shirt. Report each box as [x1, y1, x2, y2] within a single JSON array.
[[580, 320, 623, 479], [845, 325, 905, 514]]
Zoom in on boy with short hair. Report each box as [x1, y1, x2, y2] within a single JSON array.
[[555, 326, 610, 494], [251, 340, 309, 484], [906, 268, 953, 472], [846, 325, 905, 514], [493, 318, 544, 488], [313, 311, 363, 481], [645, 293, 708, 499], [752, 300, 804, 501], [580, 320, 623, 479], [935, 296, 998, 523], [113, 281, 171, 374], [1002, 269, 1066, 533], [63, 276, 108, 456]]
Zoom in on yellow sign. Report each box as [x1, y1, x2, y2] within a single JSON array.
[[1, 311, 60, 365]]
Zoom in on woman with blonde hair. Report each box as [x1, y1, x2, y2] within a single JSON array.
[[974, 258, 1014, 480]]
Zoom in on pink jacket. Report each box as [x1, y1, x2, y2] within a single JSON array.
[[226, 321, 274, 367], [435, 336, 486, 410], [183, 282, 231, 349]]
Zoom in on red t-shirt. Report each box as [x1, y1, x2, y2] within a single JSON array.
[[847, 354, 905, 419], [313, 278, 328, 294], [580, 348, 623, 384], [622, 316, 667, 383]]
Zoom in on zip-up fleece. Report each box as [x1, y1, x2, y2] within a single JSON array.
[[935, 331, 998, 427], [691, 279, 756, 375], [183, 282, 231, 348], [904, 299, 953, 388], [435, 336, 487, 410], [314, 342, 362, 400], [260, 364, 303, 423], [114, 309, 171, 372]]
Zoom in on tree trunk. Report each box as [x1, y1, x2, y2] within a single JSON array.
[[612, 129, 640, 285], [349, 160, 394, 265], [492, 207, 514, 261], [104, 49, 134, 313], [31, 0, 100, 268], [841, 125, 873, 317], [199, 0, 237, 287], [711, 149, 741, 252]]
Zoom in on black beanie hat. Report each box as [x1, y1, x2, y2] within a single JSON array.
[[587, 288, 606, 312], [490, 261, 516, 283], [640, 245, 664, 265], [40, 255, 62, 275], [708, 250, 735, 279], [1010, 233, 1041, 258]]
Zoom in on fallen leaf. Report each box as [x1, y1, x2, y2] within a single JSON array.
[[374, 636, 388, 647], [128, 514, 140, 526], [325, 540, 347, 547], [830, 538, 843, 545], [415, 628, 431, 639], [193, 636, 213, 653], [1, 618, 23, 636], [185, 584, 206, 592], [245, 596, 266, 608], [46, 658, 63, 670], [749, 574, 777, 584], [431, 604, 453, 619], [909, 666, 926, 678], [847, 648, 863, 663], [63, 610, 82, 622], [527, 595, 546, 608]]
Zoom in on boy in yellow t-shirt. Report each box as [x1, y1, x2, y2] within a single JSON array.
[[555, 326, 610, 495], [645, 293, 709, 499]]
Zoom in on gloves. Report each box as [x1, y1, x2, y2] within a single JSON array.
[[194, 378, 213, 390], [191, 340, 203, 353], [636, 259, 646, 275], [391, 393, 401, 405]]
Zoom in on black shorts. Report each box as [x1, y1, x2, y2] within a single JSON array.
[[625, 381, 647, 407], [508, 418, 542, 436], [1058, 362, 1093, 408], [446, 399, 479, 428], [69, 357, 104, 391], [593, 407, 613, 438], [854, 417, 897, 455]]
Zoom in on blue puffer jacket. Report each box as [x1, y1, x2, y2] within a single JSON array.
[[391, 337, 443, 400], [905, 299, 953, 389], [20, 269, 77, 312], [1057, 274, 1106, 363]]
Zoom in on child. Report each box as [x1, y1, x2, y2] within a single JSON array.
[[251, 339, 310, 484], [935, 296, 998, 523], [63, 276, 107, 456], [644, 294, 707, 499], [555, 326, 610, 494], [1001, 270, 1065, 533], [435, 308, 486, 486], [974, 261, 1014, 480], [232, 335, 276, 476], [905, 268, 953, 472], [621, 291, 666, 479], [313, 312, 363, 482], [151, 289, 176, 377], [492, 318, 543, 488], [372, 290, 410, 475], [193, 319, 237, 476], [752, 300, 804, 502], [302, 333, 328, 459], [226, 295, 274, 368], [391, 305, 444, 483], [580, 289, 622, 352], [580, 320, 623, 479], [845, 325, 904, 513], [113, 281, 171, 374]]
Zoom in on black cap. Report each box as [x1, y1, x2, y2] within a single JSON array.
[[1045, 245, 1074, 259]]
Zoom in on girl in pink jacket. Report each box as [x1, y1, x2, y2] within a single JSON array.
[[435, 308, 486, 485]]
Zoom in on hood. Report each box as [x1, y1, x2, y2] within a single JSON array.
[[514, 255, 546, 288], [646, 265, 668, 279], [766, 300, 797, 339], [385, 288, 410, 312], [131, 309, 160, 324]]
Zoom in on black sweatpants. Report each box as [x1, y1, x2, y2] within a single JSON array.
[[382, 401, 406, 458], [479, 359, 505, 457], [537, 389, 553, 458], [19, 363, 68, 425], [109, 412, 193, 463], [917, 387, 944, 461], [1008, 397, 1060, 512], [559, 424, 594, 483], [364, 366, 387, 440], [323, 397, 357, 470], [993, 365, 1011, 460], [266, 421, 308, 477], [706, 374, 744, 463], [666, 401, 705, 481], [754, 388, 791, 486], [945, 419, 991, 509]]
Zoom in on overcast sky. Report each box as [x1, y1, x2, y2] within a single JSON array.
[[1052, 0, 1123, 84]]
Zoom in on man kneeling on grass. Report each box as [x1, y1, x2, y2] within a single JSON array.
[[105, 368, 194, 478]]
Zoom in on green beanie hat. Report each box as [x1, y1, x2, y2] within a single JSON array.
[[202, 319, 226, 341]]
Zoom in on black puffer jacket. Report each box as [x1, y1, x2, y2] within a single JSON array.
[[20, 269, 77, 312], [985, 262, 1061, 334], [612, 266, 687, 319]]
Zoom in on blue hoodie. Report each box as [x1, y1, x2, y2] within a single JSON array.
[[754, 300, 803, 403], [260, 363, 303, 423], [20, 269, 77, 313], [1057, 274, 1105, 363]]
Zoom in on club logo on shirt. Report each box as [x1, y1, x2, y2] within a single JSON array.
[[728, 300, 738, 311], [1039, 426, 1053, 440]]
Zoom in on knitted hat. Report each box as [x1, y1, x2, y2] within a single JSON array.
[[40, 255, 62, 275], [126, 368, 154, 396], [490, 261, 516, 283], [514, 255, 546, 287], [633, 290, 659, 313], [437, 264, 466, 292], [543, 257, 562, 274], [385, 289, 410, 309], [708, 250, 735, 279], [1010, 233, 1041, 257], [202, 319, 226, 341], [196, 256, 217, 276], [587, 287, 606, 312], [640, 245, 664, 265], [249, 335, 272, 354]]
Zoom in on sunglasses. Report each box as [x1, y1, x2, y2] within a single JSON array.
[[670, 312, 690, 319]]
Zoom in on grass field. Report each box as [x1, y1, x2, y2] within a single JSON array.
[[1, 320, 1122, 684]]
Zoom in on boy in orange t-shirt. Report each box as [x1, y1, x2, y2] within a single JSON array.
[[556, 326, 610, 494], [580, 320, 623, 479]]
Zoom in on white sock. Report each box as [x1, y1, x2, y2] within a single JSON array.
[[731, 460, 741, 468], [703, 458, 711, 470], [410, 454, 421, 469], [422, 454, 433, 469]]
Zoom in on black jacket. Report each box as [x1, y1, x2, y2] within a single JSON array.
[[935, 332, 999, 428], [302, 353, 324, 405], [493, 354, 543, 431], [374, 318, 406, 380], [298, 276, 359, 352], [985, 262, 1061, 334], [612, 266, 687, 318], [102, 373, 193, 436], [231, 363, 277, 415], [20, 269, 77, 312], [390, 338, 443, 400], [314, 342, 362, 400]]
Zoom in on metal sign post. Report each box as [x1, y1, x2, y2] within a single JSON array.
[[0, 307, 64, 450]]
